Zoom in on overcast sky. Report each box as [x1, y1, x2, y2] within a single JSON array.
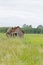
[[0, 0, 43, 27]]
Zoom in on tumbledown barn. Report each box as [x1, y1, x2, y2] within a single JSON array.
[[6, 26, 24, 37]]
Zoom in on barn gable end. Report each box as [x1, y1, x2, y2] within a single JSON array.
[[6, 26, 24, 37]]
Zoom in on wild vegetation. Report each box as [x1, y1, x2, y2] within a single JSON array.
[[0, 33, 43, 65]]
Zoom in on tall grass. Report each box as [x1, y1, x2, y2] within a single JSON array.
[[0, 33, 43, 65]]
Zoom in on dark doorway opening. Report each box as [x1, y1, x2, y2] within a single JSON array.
[[14, 33, 17, 36]]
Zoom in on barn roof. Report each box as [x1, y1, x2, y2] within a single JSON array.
[[7, 26, 24, 33], [13, 26, 24, 33]]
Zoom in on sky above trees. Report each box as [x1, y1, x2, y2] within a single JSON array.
[[0, 0, 43, 27]]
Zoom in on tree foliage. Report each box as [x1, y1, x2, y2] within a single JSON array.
[[0, 27, 8, 33], [22, 24, 43, 34]]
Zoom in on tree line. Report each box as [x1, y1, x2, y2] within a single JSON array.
[[0, 24, 43, 34], [22, 24, 43, 34], [0, 27, 8, 33]]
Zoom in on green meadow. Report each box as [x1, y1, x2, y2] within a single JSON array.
[[0, 33, 43, 65]]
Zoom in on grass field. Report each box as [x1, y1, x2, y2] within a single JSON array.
[[0, 33, 43, 65]]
